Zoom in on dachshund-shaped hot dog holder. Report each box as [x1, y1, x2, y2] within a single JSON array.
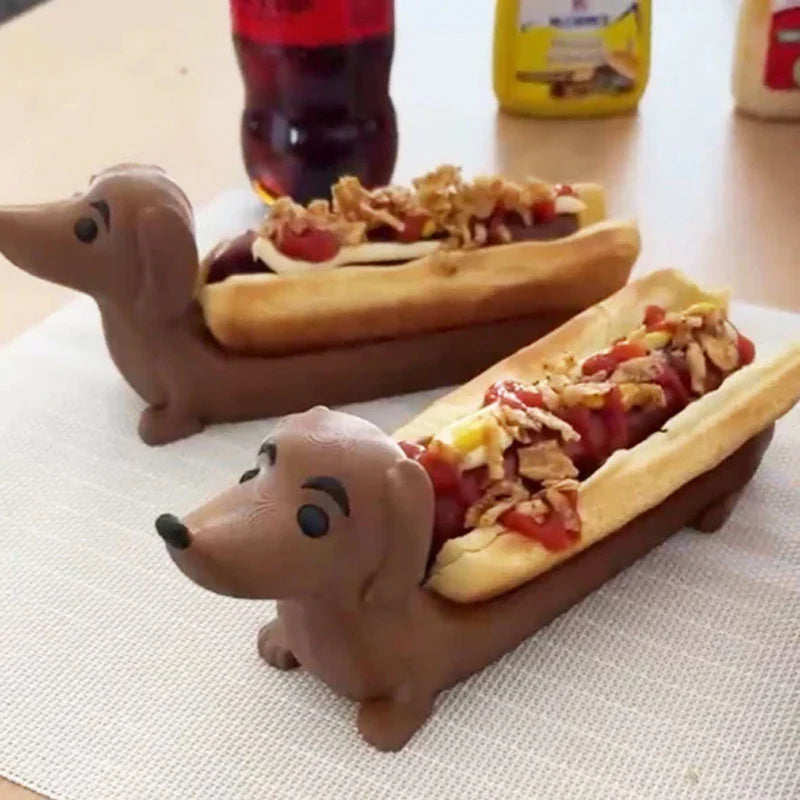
[[154, 406, 773, 751], [0, 165, 632, 446]]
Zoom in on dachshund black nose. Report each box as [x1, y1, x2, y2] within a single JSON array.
[[155, 514, 191, 550]]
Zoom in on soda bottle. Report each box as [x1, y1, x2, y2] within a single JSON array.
[[230, 0, 398, 205]]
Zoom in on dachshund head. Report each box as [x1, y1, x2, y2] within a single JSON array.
[[0, 164, 199, 322], [156, 407, 435, 609]]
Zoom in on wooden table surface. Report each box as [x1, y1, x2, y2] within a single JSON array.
[[1, 0, 798, 798]]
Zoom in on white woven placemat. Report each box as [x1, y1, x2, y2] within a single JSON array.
[[1, 195, 798, 800]]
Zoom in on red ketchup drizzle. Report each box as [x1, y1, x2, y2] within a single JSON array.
[[417, 449, 460, 493], [414, 451, 465, 554], [277, 227, 340, 262], [483, 379, 544, 410], [499, 509, 578, 552], [611, 341, 648, 362], [532, 199, 557, 223], [737, 333, 756, 365], [645, 305, 677, 335], [644, 304, 666, 328], [400, 441, 470, 553], [581, 352, 618, 377], [395, 214, 429, 243], [581, 341, 648, 377]]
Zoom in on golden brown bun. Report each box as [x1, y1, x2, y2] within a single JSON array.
[[394, 270, 800, 603], [199, 185, 640, 356]]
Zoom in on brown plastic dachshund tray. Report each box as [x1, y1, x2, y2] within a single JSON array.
[[154, 405, 774, 751], [0, 164, 629, 445]]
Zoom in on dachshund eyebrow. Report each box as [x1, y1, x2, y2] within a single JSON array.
[[301, 476, 350, 517], [90, 200, 111, 231], [259, 440, 277, 465]]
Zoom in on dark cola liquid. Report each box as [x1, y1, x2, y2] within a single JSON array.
[[234, 32, 398, 204]]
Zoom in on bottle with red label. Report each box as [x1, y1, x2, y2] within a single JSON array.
[[230, 0, 398, 204]]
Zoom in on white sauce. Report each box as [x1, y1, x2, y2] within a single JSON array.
[[554, 195, 587, 215], [252, 236, 443, 275]]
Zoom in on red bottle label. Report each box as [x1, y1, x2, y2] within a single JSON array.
[[764, 4, 800, 90], [231, 0, 393, 47]]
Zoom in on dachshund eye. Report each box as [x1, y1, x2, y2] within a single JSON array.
[[239, 467, 260, 484], [297, 504, 329, 538], [74, 217, 99, 244]]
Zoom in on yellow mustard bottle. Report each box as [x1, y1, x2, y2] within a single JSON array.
[[493, 0, 652, 117]]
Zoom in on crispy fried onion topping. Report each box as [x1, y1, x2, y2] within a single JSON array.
[[517, 440, 579, 482], [543, 479, 582, 532], [617, 382, 666, 410], [698, 327, 740, 372], [685, 341, 708, 394], [465, 480, 529, 529], [610, 353, 667, 384], [560, 381, 614, 408], [493, 403, 580, 443], [259, 165, 566, 249], [465, 477, 581, 535]]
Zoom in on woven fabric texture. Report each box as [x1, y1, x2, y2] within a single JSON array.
[[1, 194, 798, 800]]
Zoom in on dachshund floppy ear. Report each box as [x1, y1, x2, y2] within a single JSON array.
[[135, 204, 199, 322], [363, 457, 434, 609]]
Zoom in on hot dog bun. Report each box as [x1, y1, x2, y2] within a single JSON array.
[[199, 185, 640, 356], [392, 270, 800, 603]]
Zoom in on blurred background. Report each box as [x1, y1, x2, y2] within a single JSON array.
[[0, 0, 797, 343]]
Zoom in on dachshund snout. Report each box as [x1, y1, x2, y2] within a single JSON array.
[[155, 513, 191, 550]]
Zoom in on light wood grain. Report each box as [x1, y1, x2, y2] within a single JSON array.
[[1, 0, 798, 798], [0, 0, 243, 344]]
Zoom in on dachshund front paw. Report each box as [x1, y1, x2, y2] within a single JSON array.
[[258, 622, 299, 671], [357, 693, 434, 752], [691, 489, 743, 533], [138, 406, 203, 446]]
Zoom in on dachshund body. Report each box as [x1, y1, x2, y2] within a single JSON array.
[[156, 406, 763, 750]]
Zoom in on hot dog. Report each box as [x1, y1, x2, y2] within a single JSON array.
[[199, 165, 640, 355], [393, 269, 800, 603]]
